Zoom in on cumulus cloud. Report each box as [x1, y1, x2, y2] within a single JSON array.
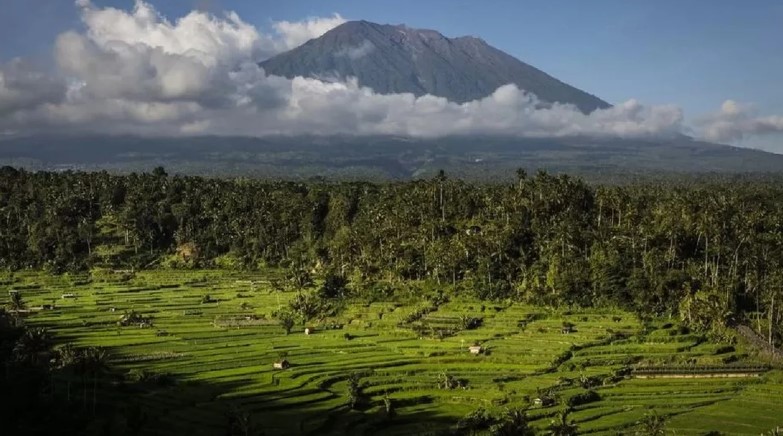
[[262, 79, 684, 138], [0, 59, 66, 116], [698, 100, 783, 143], [0, 1, 686, 140], [272, 14, 346, 51]]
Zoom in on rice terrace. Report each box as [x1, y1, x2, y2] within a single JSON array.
[[2, 266, 782, 435]]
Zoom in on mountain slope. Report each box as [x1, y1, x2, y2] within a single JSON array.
[[260, 20, 610, 113], [3, 134, 783, 181]]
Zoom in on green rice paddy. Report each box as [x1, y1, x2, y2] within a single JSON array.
[[3, 270, 781, 435]]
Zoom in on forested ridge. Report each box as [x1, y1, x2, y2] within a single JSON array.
[[1, 166, 781, 344]]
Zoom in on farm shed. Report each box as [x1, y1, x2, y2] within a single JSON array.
[[468, 345, 483, 355], [533, 396, 555, 407], [273, 359, 290, 370], [304, 327, 314, 335]]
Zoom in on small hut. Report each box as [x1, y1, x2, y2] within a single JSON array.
[[533, 397, 555, 407], [468, 344, 483, 355], [561, 322, 575, 334], [304, 327, 315, 335], [273, 359, 290, 370], [61, 293, 76, 299]]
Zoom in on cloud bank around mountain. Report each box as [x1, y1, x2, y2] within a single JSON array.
[[272, 14, 347, 53], [0, 0, 778, 145], [698, 100, 783, 143]]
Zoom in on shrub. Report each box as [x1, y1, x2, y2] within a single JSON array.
[[318, 271, 348, 299], [459, 315, 483, 330], [437, 371, 467, 390], [427, 290, 450, 306], [275, 310, 295, 335], [578, 373, 602, 389], [567, 390, 600, 407]]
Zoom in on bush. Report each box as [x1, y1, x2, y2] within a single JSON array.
[[213, 253, 243, 269], [318, 271, 348, 299], [567, 390, 600, 407], [460, 315, 483, 330], [428, 290, 450, 306]]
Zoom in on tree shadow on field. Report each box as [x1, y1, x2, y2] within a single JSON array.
[[129, 376, 462, 436], [6, 314, 462, 436]]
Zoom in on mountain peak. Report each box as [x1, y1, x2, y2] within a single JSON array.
[[261, 20, 610, 113]]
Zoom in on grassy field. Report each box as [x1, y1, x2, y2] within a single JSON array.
[[2, 270, 781, 435]]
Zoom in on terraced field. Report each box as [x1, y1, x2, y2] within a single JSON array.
[[2, 270, 781, 435]]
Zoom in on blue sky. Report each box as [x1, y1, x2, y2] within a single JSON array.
[[2, 0, 782, 149]]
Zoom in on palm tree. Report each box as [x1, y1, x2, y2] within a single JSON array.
[[81, 346, 109, 415], [347, 372, 363, 409], [547, 407, 578, 436], [55, 343, 83, 402], [491, 408, 534, 436], [382, 392, 395, 419], [636, 410, 666, 436], [6, 291, 26, 312], [13, 327, 50, 365]]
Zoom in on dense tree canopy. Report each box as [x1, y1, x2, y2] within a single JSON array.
[[1, 167, 781, 343]]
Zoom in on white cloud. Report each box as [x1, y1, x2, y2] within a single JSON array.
[[272, 14, 346, 51], [0, 1, 686, 141], [698, 100, 783, 143], [77, 0, 262, 67], [263, 79, 683, 138]]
